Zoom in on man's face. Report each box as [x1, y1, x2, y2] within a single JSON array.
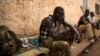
[[57, 12, 65, 22], [91, 13, 94, 17], [85, 10, 90, 17], [85, 12, 89, 16]]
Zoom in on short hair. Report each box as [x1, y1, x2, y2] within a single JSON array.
[[90, 12, 95, 17], [53, 6, 64, 15], [0, 25, 9, 29]]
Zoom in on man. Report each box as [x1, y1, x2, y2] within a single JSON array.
[[0, 25, 22, 56], [39, 6, 80, 47], [39, 6, 80, 56], [78, 9, 90, 27], [89, 12, 96, 26], [78, 9, 95, 42], [90, 12, 100, 40]]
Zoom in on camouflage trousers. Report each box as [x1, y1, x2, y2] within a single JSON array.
[[54, 30, 75, 45], [50, 41, 71, 56], [39, 30, 74, 56], [40, 39, 71, 56], [39, 37, 54, 49], [39, 30, 74, 48]]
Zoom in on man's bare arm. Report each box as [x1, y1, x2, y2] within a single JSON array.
[[62, 21, 80, 39]]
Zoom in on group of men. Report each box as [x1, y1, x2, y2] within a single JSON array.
[[78, 9, 99, 42], [39, 6, 99, 56], [0, 6, 99, 56]]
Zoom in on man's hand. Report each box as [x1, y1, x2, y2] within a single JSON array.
[[76, 32, 81, 43], [84, 22, 89, 25]]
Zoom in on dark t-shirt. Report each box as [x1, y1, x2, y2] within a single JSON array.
[[78, 16, 90, 27]]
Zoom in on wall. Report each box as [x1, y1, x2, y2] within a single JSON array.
[[0, 0, 99, 36]]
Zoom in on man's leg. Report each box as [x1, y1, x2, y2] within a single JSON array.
[[39, 38, 54, 49], [56, 30, 75, 45], [78, 24, 94, 40], [50, 41, 71, 56], [78, 25, 87, 39], [93, 28, 100, 41], [86, 24, 94, 41]]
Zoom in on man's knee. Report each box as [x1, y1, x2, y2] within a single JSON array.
[[52, 41, 69, 47], [86, 24, 92, 28], [50, 41, 71, 56], [40, 38, 53, 48], [78, 25, 86, 30]]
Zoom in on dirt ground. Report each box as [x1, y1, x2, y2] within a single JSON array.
[[81, 39, 100, 56]]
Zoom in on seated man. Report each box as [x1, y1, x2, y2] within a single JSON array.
[[39, 6, 80, 48], [90, 12, 100, 40], [0, 25, 22, 56], [90, 12, 97, 38], [78, 9, 96, 42]]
